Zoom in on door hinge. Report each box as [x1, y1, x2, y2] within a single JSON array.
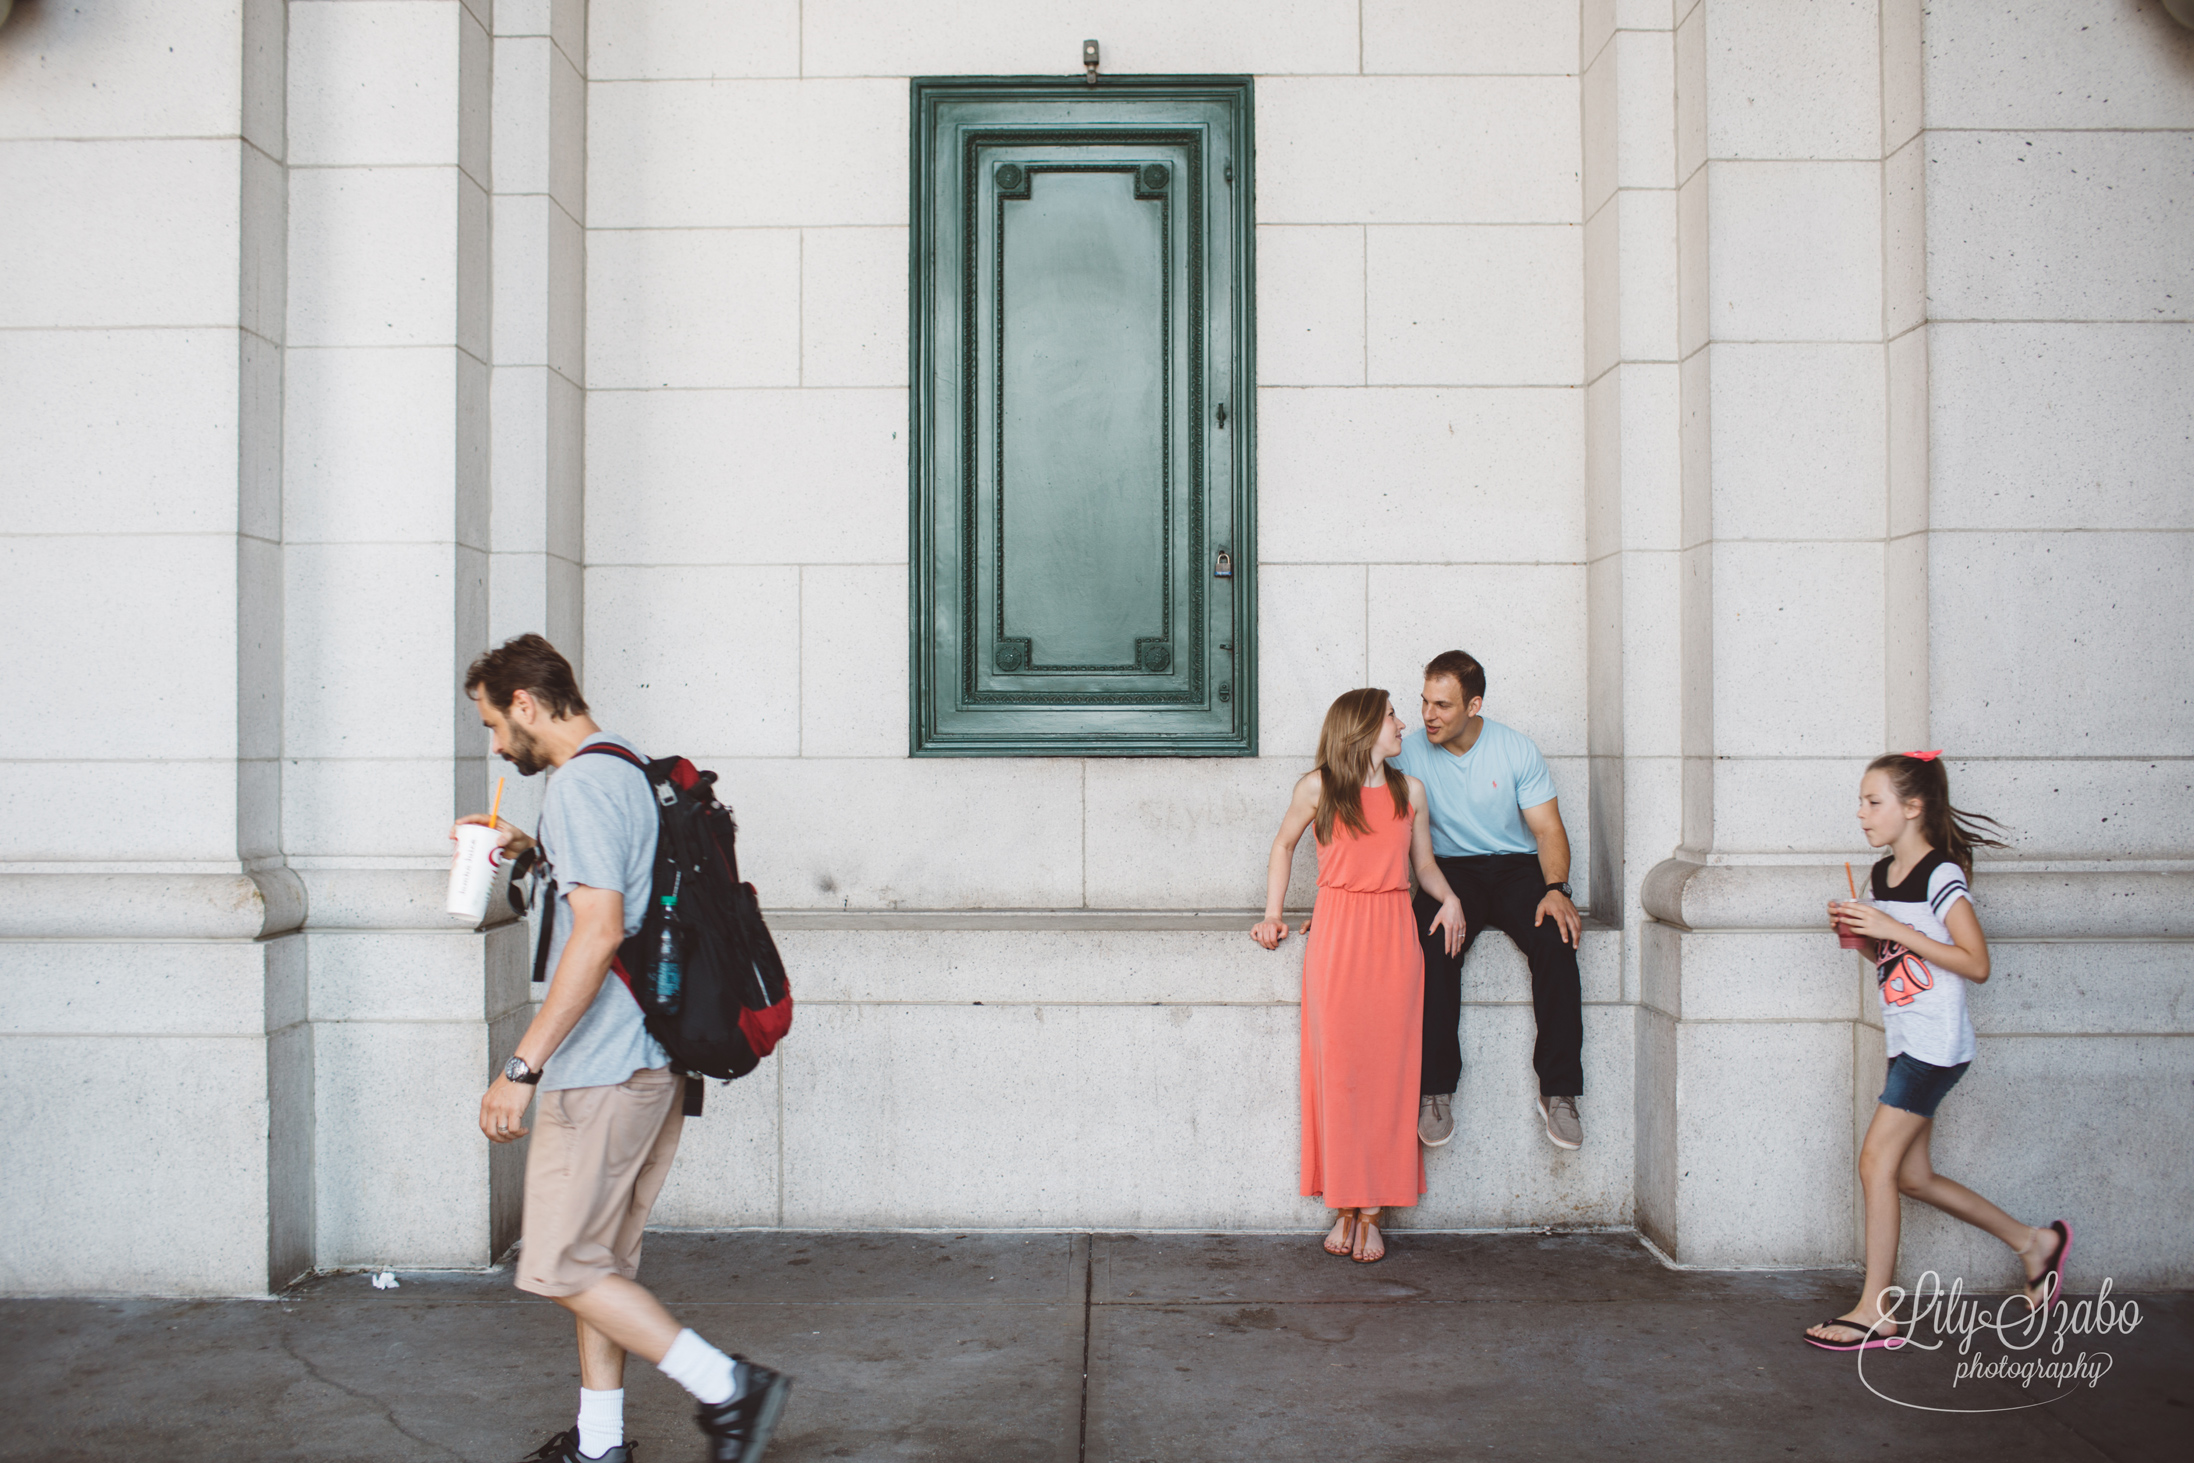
[[1224, 160, 1234, 186], [1216, 402, 1227, 429]]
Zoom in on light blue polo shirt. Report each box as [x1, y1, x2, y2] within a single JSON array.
[[1392, 720, 1557, 858]]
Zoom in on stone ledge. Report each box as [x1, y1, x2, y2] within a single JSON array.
[[0, 871, 305, 940], [294, 869, 521, 933], [0, 868, 1619, 942], [772, 920, 1625, 1004], [766, 908, 1620, 932], [1640, 859, 2194, 938], [767, 907, 1304, 931]]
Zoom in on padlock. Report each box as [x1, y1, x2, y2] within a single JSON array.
[[1214, 549, 1232, 578]]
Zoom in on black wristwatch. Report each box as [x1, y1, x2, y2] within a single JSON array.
[[502, 1055, 542, 1086], [1546, 882, 1572, 900]]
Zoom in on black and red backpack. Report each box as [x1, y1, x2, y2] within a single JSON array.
[[528, 744, 793, 1114]]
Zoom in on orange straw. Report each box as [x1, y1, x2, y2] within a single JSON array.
[[488, 776, 506, 831], [1844, 862, 1858, 900]]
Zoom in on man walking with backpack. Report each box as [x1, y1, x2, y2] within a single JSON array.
[[460, 634, 791, 1463]]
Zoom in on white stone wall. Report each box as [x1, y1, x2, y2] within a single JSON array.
[[580, 0, 1619, 1238], [650, 923, 1628, 1233], [1, 0, 286, 869], [580, 0, 1591, 915], [4, 1, 2187, 1293], [1918, 0, 2194, 851]]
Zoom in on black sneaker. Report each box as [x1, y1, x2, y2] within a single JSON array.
[[694, 1357, 792, 1463], [516, 1426, 633, 1463]]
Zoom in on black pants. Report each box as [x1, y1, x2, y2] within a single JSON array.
[[1414, 852, 1584, 1099]]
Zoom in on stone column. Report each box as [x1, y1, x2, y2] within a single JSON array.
[[477, 0, 592, 1246], [282, 0, 526, 1271], [489, 0, 588, 799], [0, 0, 306, 1294], [1641, 0, 1895, 1267], [1641, 0, 2194, 1286], [1886, 0, 2194, 1289], [1578, 1, 1685, 1239]]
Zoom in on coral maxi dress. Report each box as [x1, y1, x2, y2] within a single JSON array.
[[1300, 785, 1427, 1210]]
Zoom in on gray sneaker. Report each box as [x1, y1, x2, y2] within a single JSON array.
[[1538, 1095, 1582, 1150], [1418, 1094, 1455, 1147]]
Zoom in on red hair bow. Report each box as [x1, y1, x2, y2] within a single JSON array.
[[1905, 749, 1943, 762]]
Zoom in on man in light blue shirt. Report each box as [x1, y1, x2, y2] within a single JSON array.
[[1392, 650, 1586, 1152], [461, 634, 790, 1463]]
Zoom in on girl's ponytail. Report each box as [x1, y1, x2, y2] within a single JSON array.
[[1866, 753, 2010, 874]]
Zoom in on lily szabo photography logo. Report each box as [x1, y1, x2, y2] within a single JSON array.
[[1852, 1273, 2143, 1413]]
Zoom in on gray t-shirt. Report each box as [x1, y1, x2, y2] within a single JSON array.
[[536, 732, 668, 1091]]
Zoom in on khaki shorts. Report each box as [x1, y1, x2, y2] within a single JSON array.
[[515, 1066, 685, 1298]]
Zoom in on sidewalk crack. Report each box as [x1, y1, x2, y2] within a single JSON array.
[[278, 1321, 466, 1462], [1076, 1236, 1094, 1463]]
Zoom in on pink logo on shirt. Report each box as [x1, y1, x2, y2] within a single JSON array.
[[1877, 944, 1935, 1007]]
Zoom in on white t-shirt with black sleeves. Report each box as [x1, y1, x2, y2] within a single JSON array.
[[1869, 848, 1976, 1068]]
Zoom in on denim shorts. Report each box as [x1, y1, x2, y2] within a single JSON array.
[[1881, 1053, 1969, 1119]]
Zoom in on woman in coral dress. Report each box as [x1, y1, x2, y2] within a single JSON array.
[[1252, 689, 1466, 1263]]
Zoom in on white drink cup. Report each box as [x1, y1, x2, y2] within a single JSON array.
[[446, 824, 505, 922]]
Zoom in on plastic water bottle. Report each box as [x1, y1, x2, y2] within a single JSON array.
[[654, 895, 683, 1015]]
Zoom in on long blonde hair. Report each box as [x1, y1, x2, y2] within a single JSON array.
[[1314, 688, 1410, 845]]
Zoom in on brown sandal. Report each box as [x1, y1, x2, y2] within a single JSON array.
[[1322, 1208, 1359, 1257], [1351, 1209, 1386, 1264]]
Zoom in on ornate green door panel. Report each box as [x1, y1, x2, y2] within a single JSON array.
[[910, 78, 1255, 756]]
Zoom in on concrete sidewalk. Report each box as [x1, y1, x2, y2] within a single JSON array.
[[4, 1230, 2184, 1462]]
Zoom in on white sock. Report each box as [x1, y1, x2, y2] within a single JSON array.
[[658, 1327, 738, 1407], [575, 1387, 624, 1458]]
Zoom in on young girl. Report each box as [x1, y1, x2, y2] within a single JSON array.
[[1804, 752, 2071, 1351], [1251, 690, 1466, 1264]]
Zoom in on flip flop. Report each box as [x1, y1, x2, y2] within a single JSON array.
[[2026, 1219, 2073, 1314], [1803, 1316, 1905, 1352]]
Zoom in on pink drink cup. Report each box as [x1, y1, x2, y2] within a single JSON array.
[[1836, 901, 1870, 951]]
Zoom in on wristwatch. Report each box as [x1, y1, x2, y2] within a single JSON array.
[[502, 1055, 542, 1086], [1546, 882, 1573, 900]]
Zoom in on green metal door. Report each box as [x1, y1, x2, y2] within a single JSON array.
[[910, 77, 1255, 756]]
